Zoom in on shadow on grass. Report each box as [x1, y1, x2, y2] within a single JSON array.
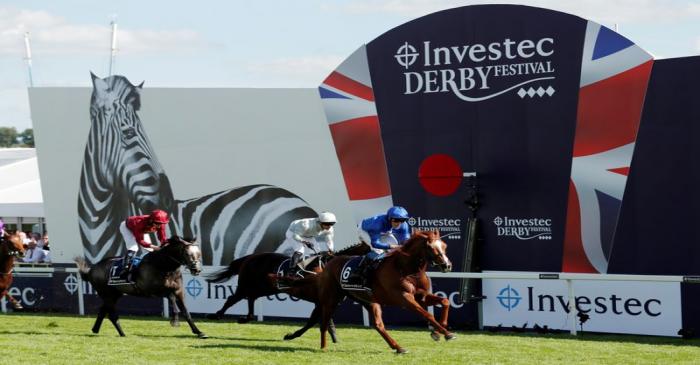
[[192, 343, 317, 352]]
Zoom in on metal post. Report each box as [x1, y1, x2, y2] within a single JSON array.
[[77, 273, 85, 315], [1, 296, 6, 313], [163, 297, 169, 318], [257, 298, 263, 322], [108, 20, 118, 76], [362, 306, 370, 327], [23, 32, 34, 87], [567, 279, 577, 335]]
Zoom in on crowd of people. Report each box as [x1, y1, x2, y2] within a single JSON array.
[[0, 218, 51, 264]]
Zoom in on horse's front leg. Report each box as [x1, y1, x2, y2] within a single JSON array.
[[168, 293, 180, 327], [417, 292, 451, 341], [363, 302, 405, 353], [173, 289, 208, 338], [401, 292, 455, 341]]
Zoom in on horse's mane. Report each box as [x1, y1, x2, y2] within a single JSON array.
[[386, 230, 436, 258], [335, 242, 366, 256]]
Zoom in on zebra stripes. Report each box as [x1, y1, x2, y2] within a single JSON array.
[[78, 74, 315, 265]]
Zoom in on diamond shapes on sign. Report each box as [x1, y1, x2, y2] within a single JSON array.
[[517, 85, 556, 98]]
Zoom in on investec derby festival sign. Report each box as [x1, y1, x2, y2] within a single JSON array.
[[320, 4, 653, 278], [399, 37, 556, 100]]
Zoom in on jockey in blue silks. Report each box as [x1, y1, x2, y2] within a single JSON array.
[[349, 206, 411, 285]]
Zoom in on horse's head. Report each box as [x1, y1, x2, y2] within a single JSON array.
[[89, 73, 169, 211], [1, 231, 25, 258], [164, 236, 202, 275], [403, 230, 452, 273]]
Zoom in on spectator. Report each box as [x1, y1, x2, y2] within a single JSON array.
[[42, 232, 49, 250], [21, 239, 47, 263]]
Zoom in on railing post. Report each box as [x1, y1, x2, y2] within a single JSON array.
[[567, 279, 577, 335], [77, 271, 85, 316]]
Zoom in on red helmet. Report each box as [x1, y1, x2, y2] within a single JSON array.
[[150, 209, 169, 224]]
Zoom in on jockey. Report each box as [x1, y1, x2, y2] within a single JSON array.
[[349, 206, 410, 284], [117, 209, 169, 278], [283, 211, 336, 276]]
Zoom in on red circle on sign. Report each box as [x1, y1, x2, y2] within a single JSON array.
[[418, 154, 463, 196]]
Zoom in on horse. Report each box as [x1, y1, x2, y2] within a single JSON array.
[[0, 231, 25, 310], [206, 243, 370, 341], [78, 73, 316, 267], [74, 236, 207, 338], [311, 230, 455, 353]]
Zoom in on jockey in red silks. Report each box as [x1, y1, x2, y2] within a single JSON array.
[[117, 209, 169, 278]]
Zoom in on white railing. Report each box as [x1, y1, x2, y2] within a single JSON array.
[[4, 266, 699, 336]]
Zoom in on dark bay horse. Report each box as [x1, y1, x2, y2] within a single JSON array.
[[314, 230, 455, 353], [0, 231, 25, 310], [75, 236, 207, 338], [206, 243, 369, 341]]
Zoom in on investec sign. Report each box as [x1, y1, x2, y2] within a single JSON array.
[[483, 276, 682, 336], [181, 272, 313, 317], [396, 38, 556, 101]]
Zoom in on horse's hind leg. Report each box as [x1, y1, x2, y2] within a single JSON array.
[[238, 297, 255, 323], [104, 297, 125, 337], [284, 305, 332, 342], [364, 302, 405, 354], [207, 291, 245, 320], [92, 305, 108, 334], [174, 289, 207, 339]]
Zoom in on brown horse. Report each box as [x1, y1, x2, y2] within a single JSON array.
[[207, 243, 369, 341], [0, 231, 25, 310], [314, 230, 455, 353]]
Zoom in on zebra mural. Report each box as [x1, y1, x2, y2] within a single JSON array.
[[78, 74, 316, 265]]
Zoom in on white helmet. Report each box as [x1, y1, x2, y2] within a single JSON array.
[[318, 211, 337, 224]]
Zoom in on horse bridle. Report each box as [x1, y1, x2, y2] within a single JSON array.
[[161, 243, 199, 272]]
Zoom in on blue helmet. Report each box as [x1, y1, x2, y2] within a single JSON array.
[[387, 206, 409, 220]]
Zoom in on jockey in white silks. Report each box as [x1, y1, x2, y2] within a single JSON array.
[[277, 211, 336, 275]]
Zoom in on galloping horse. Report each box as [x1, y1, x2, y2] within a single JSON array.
[[207, 243, 369, 341], [75, 236, 207, 338], [0, 231, 25, 310], [313, 230, 455, 353]]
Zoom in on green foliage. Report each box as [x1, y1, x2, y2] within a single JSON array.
[[0, 127, 18, 147], [0, 127, 33, 147], [18, 128, 34, 147], [1, 313, 699, 364]]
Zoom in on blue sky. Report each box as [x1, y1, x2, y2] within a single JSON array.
[[1, 0, 699, 131]]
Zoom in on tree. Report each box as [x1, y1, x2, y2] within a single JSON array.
[[18, 128, 34, 147], [0, 127, 18, 147]]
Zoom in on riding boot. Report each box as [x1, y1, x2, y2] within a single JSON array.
[[288, 251, 303, 277], [120, 250, 136, 280], [347, 257, 369, 286]]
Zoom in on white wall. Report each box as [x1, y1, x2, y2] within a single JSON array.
[[29, 87, 356, 264]]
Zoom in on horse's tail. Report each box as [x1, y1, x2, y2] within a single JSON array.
[[73, 256, 91, 281], [206, 256, 246, 283]]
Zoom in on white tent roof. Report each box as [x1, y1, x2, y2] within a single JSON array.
[[0, 149, 44, 217]]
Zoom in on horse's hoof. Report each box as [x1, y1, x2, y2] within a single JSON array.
[[283, 333, 295, 341], [205, 313, 222, 320], [170, 320, 180, 327], [237, 317, 251, 324], [197, 333, 208, 339], [445, 333, 457, 341], [91, 330, 99, 334], [395, 348, 408, 354], [430, 331, 440, 341]]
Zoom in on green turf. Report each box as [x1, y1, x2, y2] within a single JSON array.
[[1, 313, 699, 364]]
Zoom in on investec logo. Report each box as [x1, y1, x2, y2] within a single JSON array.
[[493, 216, 552, 240], [408, 216, 462, 239], [498, 285, 662, 317], [395, 38, 556, 102]]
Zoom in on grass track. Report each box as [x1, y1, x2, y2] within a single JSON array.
[[1, 313, 699, 364]]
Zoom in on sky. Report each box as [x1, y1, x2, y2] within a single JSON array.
[[1, 0, 699, 131]]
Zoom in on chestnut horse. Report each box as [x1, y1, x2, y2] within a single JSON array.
[[207, 243, 369, 341], [0, 231, 25, 310], [315, 230, 455, 353]]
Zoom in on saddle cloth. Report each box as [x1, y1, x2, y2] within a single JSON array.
[[107, 256, 143, 286], [340, 256, 371, 292]]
